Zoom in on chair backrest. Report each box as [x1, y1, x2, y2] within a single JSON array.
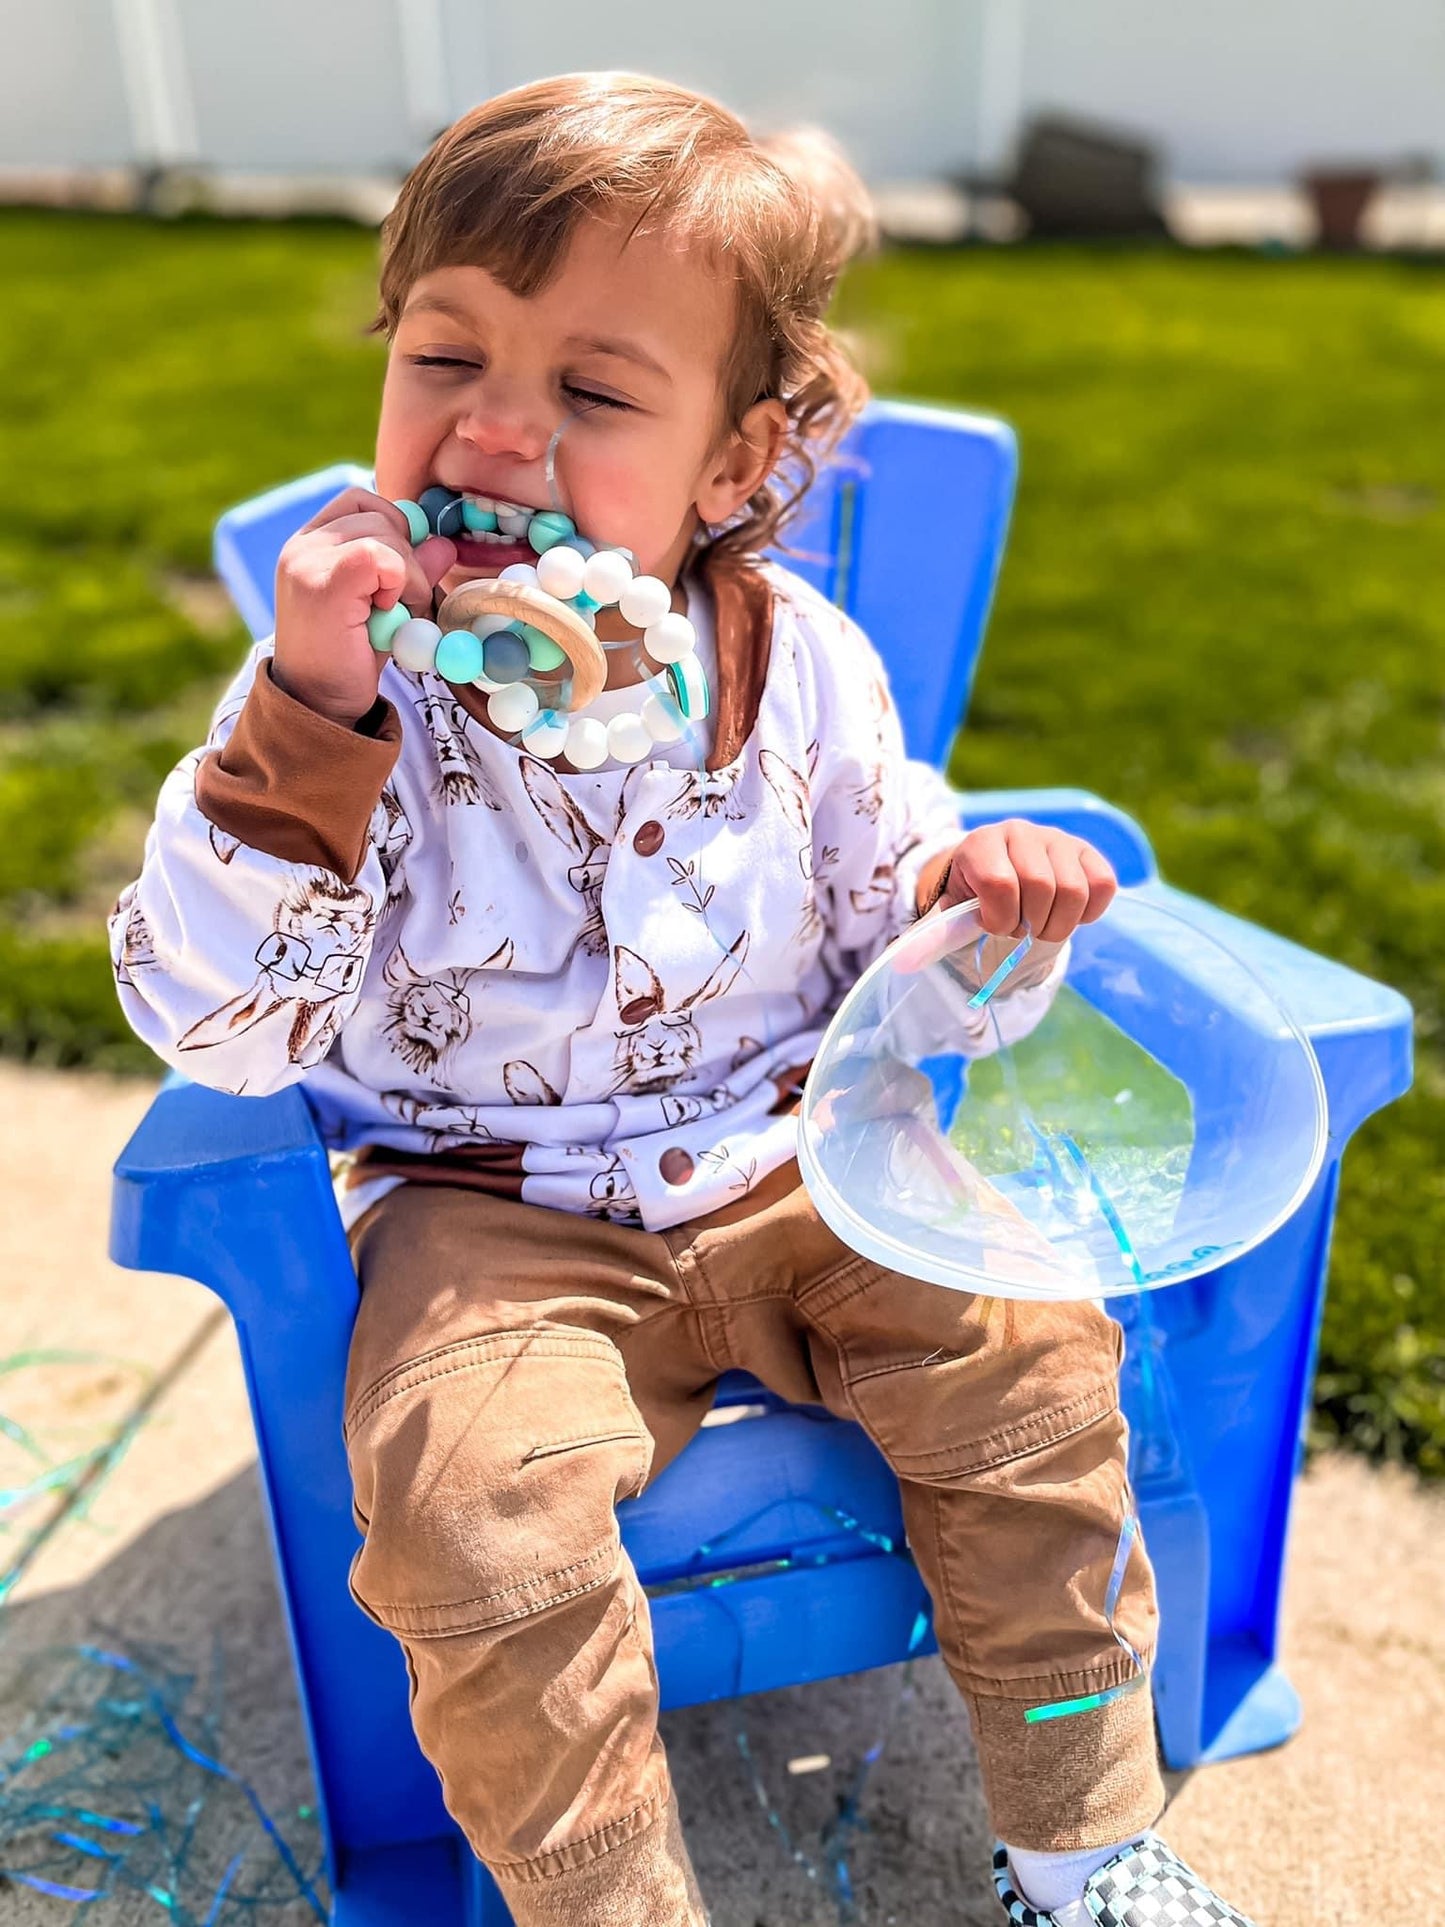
[[214, 400, 1017, 770]]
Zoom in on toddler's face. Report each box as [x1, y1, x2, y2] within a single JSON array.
[[375, 218, 781, 602]]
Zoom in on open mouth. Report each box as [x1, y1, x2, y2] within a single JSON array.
[[450, 533, 537, 571], [444, 490, 553, 576]]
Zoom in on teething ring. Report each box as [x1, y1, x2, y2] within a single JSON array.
[[436, 579, 607, 710]]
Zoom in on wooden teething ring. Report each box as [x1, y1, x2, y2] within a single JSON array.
[[435, 579, 607, 711]]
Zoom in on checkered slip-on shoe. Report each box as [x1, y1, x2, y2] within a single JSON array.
[[992, 1837, 1259, 1927]]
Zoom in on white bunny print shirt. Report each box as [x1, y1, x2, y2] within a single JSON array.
[[111, 553, 1048, 1233]]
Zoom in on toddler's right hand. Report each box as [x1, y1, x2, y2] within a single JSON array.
[[272, 487, 456, 727]]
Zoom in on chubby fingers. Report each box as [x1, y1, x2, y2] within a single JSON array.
[[948, 821, 1117, 941], [299, 485, 413, 540], [313, 510, 455, 617]]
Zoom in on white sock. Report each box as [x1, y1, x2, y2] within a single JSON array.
[[1005, 1835, 1149, 1916]]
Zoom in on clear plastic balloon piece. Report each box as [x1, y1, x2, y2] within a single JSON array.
[[798, 893, 1327, 1301]]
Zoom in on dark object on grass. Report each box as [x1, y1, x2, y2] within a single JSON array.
[[1007, 114, 1169, 239], [1300, 155, 1434, 250], [1301, 168, 1383, 250]]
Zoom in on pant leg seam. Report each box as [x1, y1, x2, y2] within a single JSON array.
[[871, 1382, 1121, 1478], [960, 1652, 1155, 1700], [357, 1541, 619, 1636], [344, 1328, 625, 1436], [493, 1789, 671, 1882]]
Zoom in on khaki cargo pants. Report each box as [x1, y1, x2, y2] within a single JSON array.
[[344, 1162, 1164, 1927]]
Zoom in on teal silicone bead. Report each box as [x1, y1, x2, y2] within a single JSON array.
[[461, 498, 498, 533], [668, 655, 711, 719], [482, 631, 532, 684], [435, 628, 485, 683], [571, 590, 602, 615], [367, 601, 411, 653], [521, 624, 567, 673], [527, 511, 576, 554], [394, 499, 431, 546]]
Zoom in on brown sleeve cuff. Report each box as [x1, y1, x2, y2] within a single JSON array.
[[195, 659, 402, 882], [915, 847, 957, 917]]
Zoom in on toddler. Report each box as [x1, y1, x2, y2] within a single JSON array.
[[112, 72, 1257, 1927]]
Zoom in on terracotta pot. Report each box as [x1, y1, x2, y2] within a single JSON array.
[[1301, 169, 1382, 250]]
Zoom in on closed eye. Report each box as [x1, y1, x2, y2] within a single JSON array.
[[408, 359, 628, 412], [564, 384, 629, 412]]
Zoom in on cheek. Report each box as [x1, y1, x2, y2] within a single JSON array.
[[374, 369, 443, 496], [563, 446, 692, 559]]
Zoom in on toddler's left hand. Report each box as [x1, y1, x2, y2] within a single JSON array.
[[927, 820, 1117, 942]]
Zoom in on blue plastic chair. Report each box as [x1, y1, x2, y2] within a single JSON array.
[[111, 400, 1412, 1926]]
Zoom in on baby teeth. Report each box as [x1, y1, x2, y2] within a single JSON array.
[[496, 505, 532, 538]]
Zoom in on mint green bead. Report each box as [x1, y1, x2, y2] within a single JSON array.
[[521, 623, 567, 673], [527, 511, 576, 554], [435, 629, 485, 683], [461, 499, 498, 533], [394, 499, 430, 546], [367, 601, 410, 652]]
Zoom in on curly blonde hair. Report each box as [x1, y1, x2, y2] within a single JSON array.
[[374, 72, 876, 559]]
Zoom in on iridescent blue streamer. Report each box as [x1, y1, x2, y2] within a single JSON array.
[[0, 1639, 328, 1924], [968, 931, 1034, 1010], [7, 1868, 105, 1901], [76, 1647, 326, 1923], [201, 1851, 245, 1926], [51, 1829, 119, 1859], [735, 1663, 918, 1925], [981, 1097, 1153, 1722], [1055, 1132, 1148, 1289]]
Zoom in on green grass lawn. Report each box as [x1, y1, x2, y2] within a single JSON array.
[[5, 209, 1442, 1471]]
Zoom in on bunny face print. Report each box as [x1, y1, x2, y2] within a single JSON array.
[[177, 871, 374, 1068], [611, 933, 750, 1095], [418, 691, 505, 811]]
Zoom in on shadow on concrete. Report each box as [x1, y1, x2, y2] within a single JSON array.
[[1, 1468, 1016, 1925]]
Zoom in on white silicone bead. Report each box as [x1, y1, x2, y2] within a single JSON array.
[[472, 672, 504, 695], [391, 617, 442, 673], [606, 713, 651, 765], [641, 693, 685, 744], [644, 612, 696, 665], [565, 717, 610, 770], [582, 549, 634, 607], [487, 683, 540, 732], [498, 561, 539, 589], [618, 574, 672, 629], [521, 710, 569, 760], [535, 545, 588, 601], [471, 612, 519, 640]]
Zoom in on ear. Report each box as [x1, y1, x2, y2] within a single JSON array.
[[522, 755, 594, 858], [684, 931, 750, 1011], [615, 947, 666, 1025], [694, 399, 789, 527]]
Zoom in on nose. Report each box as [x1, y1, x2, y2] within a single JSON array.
[[453, 374, 555, 466]]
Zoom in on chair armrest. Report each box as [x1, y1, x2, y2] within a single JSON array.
[[951, 794, 1411, 1139], [1128, 881, 1413, 1144], [957, 787, 1159, 886], [110, 1077, 359, 1335]]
